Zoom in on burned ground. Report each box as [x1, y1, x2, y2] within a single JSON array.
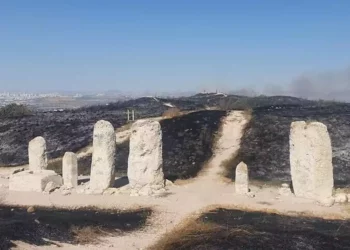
[[225, 104, 350, 187], [152, 208, 350, 250], [77, 110, 228, 180], [0, 96, 208, 167], [0, 205, 152, 249], [160, 110, 227, 180], [2, 94, 350, 185]]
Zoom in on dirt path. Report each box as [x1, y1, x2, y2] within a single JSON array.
[[2, 112, 350, 250]]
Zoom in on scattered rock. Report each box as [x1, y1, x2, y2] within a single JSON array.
[[44, 181, 60, 193], [335, 193, 348, 203], [165, 179, 174, 186], [317, 197, 335, 207], [246, 192, 255, 198], [279, 186, 293, 196], [103, 188, 119, 195], [281, 183, 289, 188], [27, 206, 35, 213], [12, 168, 25, 175], [61, 190, 72, 196]]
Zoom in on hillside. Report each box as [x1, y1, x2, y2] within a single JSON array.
[[1, 93, 350, 186]]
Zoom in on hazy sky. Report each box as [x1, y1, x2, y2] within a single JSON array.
[[1, 1, 350, 93]]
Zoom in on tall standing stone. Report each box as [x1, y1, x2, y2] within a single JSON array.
[[235, 161, 249, 194], [89, 120, 116, 192], [28, 136, 48, 171], [290, 121, 333, 200], [128, 120, 164, 196], [62, 152, 78, 188]]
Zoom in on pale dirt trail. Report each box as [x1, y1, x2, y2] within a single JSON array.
[[2, 112, 350, 250]]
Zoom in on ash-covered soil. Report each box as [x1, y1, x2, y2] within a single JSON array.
[[154, 208, 350, 250], [161, 110, 226, 180], [226, 103, 350, 187], [2, 93, 350, 185], [0, 205, 152, 249], [0, 95, 213, 167], [71, 110, 227, 180]]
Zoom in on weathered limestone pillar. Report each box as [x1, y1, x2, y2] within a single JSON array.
[[235, 161, 249, 194], [290, 121, 333, 200], [62, 152, 78, 188], [89, 120, 116, 192], [128, 119, 164, 196], [28, 136, 48, 171]]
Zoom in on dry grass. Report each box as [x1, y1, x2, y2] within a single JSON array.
[[150, 204, 350, 250], [162, 108, 182, 118], [150, 221, 223, 250]]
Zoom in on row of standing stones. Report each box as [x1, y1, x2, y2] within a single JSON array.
[[7, 118, 346, 206], [236, 121, 347, 206], [9, 119, 165, 196]]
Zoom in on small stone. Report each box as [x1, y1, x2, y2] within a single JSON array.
[[27, 206, 35, 213], [61, 190, 71, 196], [165, 179, 174, 186], [317, 197, 335, 207], [246, 192, 255, 198], [34, 219, 40, 224], [44, 181, 60, 193], [335, 193, 348, 203], [103, 188, 118, 195], [281, 183, 289, 188], [130, 190, 140, 197], [12, 168, 25, 175], [278, 187, 293, 196]]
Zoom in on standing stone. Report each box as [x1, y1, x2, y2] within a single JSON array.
[[28, 136, 48, 171], [290, 121, 333, 201], [235, 161, 249, 194], [62, 152, 78, 188], [128, 120, 164, 196], [89, 120, 116, 193]]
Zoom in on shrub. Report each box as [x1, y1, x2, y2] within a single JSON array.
[[0, 103, 32, 118], [162, 107, 182, 118]]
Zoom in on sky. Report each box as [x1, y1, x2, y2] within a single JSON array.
[[0, 0, 350, 95]]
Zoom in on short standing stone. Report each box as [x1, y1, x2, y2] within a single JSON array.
[[290, 121, 334, 201], [62, 152, 78, 188], [28, 136, 48, 171], [89, 120, 116, 193], [128, 120, 164, 196], [235, 161, 249, 194]]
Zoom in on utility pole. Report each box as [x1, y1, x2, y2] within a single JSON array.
[[127, 109, 130, 122], [132, 110, 135, 121]]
